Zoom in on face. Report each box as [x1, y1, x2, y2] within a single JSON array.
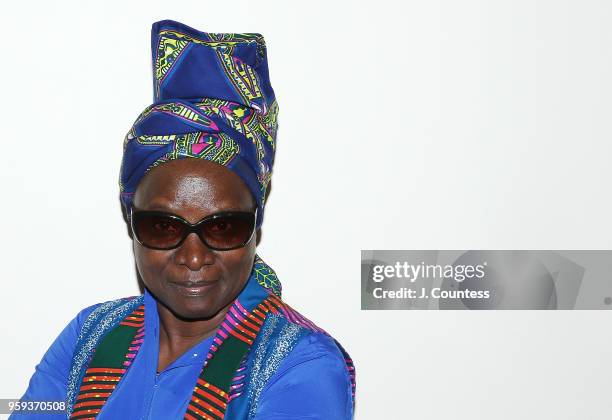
[[132, 158, 257, 320]]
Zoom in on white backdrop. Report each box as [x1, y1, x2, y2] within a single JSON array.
[[1, 1, 612, 419]]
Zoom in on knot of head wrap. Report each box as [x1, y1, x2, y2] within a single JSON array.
[[119, 20, 279, 228]]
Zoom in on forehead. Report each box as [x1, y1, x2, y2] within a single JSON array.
[[133, 159, 254, 216]]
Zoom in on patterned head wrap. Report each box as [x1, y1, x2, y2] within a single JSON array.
[[119, 20, 279, 228]]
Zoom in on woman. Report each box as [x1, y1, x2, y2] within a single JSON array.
[[14, 20, 355, 419]]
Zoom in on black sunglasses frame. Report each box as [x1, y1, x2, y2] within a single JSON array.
[[130, 207, 258, 251]]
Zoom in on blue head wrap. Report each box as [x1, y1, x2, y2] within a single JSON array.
[[119, 20, 278, 228]]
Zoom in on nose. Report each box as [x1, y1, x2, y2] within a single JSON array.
[[173, 232, 215, 270]]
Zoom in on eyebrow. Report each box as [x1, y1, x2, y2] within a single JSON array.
[[132, 203, 255, 214]]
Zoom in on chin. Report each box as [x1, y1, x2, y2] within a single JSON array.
[[170, 298, 223, 320]]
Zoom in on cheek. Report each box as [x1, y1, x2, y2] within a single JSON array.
[[133, 243, 170, 285], [218, 245, 257, 290]]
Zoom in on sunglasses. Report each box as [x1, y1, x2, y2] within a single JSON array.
[[130, 207, 257, 251]]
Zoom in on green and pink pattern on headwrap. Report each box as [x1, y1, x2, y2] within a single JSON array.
[[119, 20, 279, 228]]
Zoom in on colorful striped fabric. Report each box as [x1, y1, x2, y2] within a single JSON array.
[[70, 305, 144, 419], [186, 297, 276, 420]]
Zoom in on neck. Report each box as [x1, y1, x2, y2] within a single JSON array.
[[155, 299, 233, 371]]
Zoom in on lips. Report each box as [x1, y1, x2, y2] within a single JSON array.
[[169, 280, 217, 297]]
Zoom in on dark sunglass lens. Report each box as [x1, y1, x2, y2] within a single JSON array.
[[135, 214, 185, 249], [201, 214, 254, 250]]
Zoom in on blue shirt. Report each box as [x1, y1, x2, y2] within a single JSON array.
[[13, 289, 354, 419]]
